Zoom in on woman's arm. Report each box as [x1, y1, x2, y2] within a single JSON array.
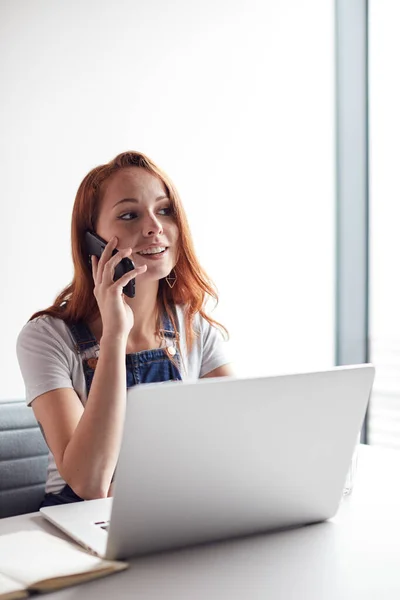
[[32, 334, 128, 500], [30, 238, 147, 499]]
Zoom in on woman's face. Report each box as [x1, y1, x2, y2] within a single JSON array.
[[95, 167, 179, 283]]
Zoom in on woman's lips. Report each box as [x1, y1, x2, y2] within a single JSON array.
[[135, 248, 168, 261]]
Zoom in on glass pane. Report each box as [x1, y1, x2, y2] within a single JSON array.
[[369, 0, 400, 447]]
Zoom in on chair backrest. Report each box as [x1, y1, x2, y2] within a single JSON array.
[[0, 401, 48, 518]]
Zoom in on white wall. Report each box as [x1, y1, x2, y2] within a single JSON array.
[[0, 0, 334, 399]]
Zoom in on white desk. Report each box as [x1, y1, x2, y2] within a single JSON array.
[[2, 444, 400, 599]]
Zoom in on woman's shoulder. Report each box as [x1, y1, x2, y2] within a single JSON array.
[[17, 314, 76, 354], [174, 305, 222, 342], [173, 305, 229, 378], [174, 305, 206, 332]]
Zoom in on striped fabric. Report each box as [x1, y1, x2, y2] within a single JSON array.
[[0, 401, 48, 518]]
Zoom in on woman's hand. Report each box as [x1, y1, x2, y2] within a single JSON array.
[[91, 236, 146, 340]]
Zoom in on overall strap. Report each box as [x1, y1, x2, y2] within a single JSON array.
[[67, 321, 99, 358], [159, 306, 180, 341]]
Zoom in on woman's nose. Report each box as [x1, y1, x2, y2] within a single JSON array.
[[142, 213, 163, 237]]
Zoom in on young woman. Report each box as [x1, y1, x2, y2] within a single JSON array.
[[16, 151, 232, 507]]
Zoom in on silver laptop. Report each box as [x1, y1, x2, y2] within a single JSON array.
[[40, 364, 375, 560]]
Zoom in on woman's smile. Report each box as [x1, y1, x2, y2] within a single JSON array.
[[135, 246, 169, 260]]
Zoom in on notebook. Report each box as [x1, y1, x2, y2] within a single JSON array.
[[0, 530, 127, 600]]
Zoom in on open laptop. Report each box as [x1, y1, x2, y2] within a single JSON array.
[[40, 364, 375, 559]]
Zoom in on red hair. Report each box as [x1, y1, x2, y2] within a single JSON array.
[[31, 151, 227, 349]]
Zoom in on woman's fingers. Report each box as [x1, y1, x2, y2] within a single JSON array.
[[112, 264, 147, 292], [90, 237, 146, 295], [96, 236, 118, 282], [103, 247, 134, 282], [91, 255, 98, 280]]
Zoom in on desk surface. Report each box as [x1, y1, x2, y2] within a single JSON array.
[[2, 444, 400, 599]]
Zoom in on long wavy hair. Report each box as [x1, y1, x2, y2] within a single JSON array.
[[30, 151, 227, 350]]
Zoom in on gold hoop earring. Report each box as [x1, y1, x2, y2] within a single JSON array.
[[165, 269, 177, 289]]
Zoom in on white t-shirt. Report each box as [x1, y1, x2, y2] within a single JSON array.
[[16, 306, 229, 494]]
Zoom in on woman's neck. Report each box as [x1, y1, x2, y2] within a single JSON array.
[[126, 281, 159, 338]]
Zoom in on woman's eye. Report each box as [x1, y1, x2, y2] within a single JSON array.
[[118, 207, 173, 220], [119, 212, 138, 221], [158, 206, 172, 216]]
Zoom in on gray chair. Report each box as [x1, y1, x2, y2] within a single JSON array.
[[0, 400, 48, 518]]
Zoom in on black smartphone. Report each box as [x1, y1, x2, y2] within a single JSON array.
[[85, 230, 136, 298]]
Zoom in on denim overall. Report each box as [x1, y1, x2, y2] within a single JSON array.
[[40, 313, 181, 507]]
